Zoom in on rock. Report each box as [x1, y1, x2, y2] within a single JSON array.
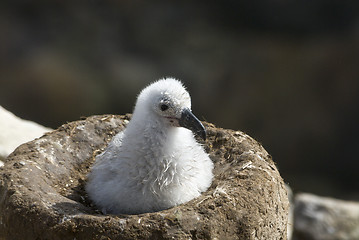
[[0, 105, 51, 161], [0, 114, 289, 240], [294, 193, 359, 240]]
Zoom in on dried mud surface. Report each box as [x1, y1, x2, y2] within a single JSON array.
[[0, 114, 289, 240]]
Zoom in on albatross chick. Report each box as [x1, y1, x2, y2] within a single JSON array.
[[86, 78, 213, 214]]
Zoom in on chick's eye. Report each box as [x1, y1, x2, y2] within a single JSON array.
[[160, 103, 169, 111]]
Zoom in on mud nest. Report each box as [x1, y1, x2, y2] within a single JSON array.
[[0, 115, 289, 240]]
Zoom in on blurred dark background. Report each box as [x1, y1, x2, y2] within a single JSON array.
[[1, 1, 358, 199]]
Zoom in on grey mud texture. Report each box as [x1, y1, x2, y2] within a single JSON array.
[[0, 114, 289, 240]]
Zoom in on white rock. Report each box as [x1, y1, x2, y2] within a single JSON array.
[[294, 193, 359, 240], [0, 105, 52, 161], [86, 78, 213, 214]]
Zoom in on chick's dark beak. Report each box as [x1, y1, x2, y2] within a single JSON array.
[[179, 108, 206, 140]]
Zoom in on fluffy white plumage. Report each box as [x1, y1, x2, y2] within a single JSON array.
[[86, 78, 213, 214]]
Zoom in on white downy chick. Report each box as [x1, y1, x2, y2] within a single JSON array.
[[86, 78, 213, 214]]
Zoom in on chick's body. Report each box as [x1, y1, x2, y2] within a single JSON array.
[[86, 78, 213, 214]]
